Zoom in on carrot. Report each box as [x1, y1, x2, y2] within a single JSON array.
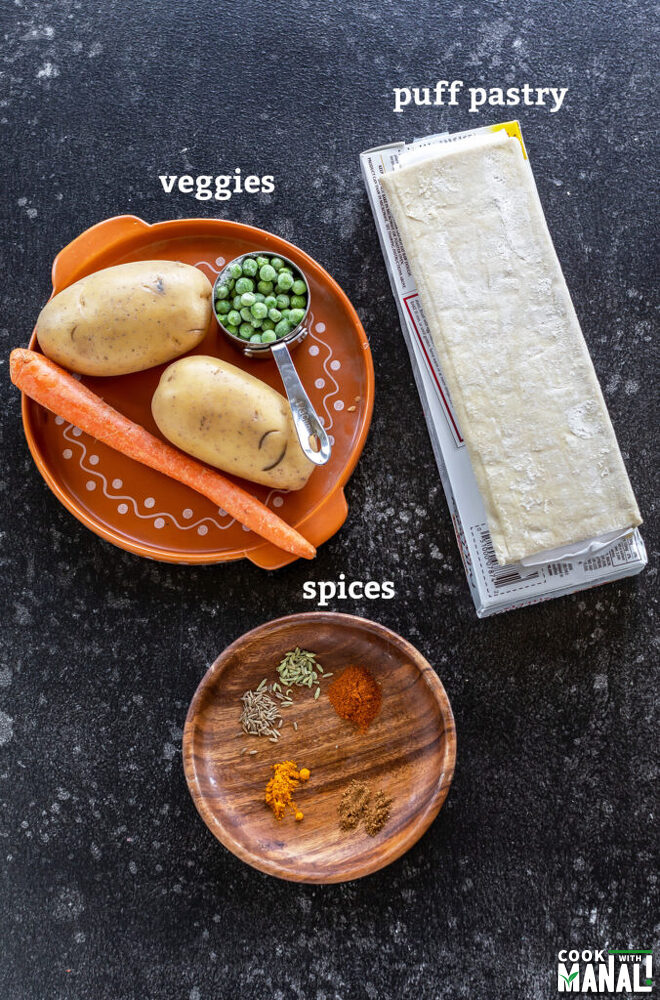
[[10, 349, 316, 560]]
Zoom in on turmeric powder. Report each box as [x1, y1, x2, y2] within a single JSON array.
[[265, 760, 310, 821]]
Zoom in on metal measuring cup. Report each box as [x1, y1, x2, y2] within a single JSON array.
[[213, 251, 331, 466]]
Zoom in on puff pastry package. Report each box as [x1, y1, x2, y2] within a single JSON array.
[[361, 123, 646, 615]]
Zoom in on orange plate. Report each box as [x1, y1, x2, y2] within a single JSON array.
[[21, 216, 374, 569]]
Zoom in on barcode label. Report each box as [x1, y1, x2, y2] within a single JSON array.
[[474, 525, 541, 595]]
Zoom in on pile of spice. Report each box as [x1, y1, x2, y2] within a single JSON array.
[[338, 779, 392, 837], [265, 761, 310, 821], [239, 681, 291, 749], [277, 647, 330, 699], [327, 665, 381, 731]]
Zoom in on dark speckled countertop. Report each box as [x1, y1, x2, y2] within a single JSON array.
[[1, 2, 658, 998]]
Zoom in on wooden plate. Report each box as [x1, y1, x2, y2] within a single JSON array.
[[183, 613, 456, 883], [21, 216, 374, 569]]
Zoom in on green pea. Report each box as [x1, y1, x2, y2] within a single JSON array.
[[254, 292, 265, 302], [229, 262, 243, 279], [277, 271, 294, 291], [240, 307, 253, 322], [275, 294, 290, 309], [257, 280, 274, 294], [251, 301, 268, 319], [289, 308, 305, 325], [290, 295, 306, 309], [242, 257, 258, 277], [262, 318, 275, 330], [233, 295, 243, 310], [256, 256, 269, 268], [227, 309, 241, 326], [239, 323, 254, 339], [249, 333, 263, 344], [264, 295, 277, 309], [216, 300, 231, 315], [215, 283, 230, 299], [274, 318, 291, 337], [240, 291, 256, 307], [225, 323, 239, 336], [235, 277, 254, 295], [259, 263, 277, 283], [291, 279, 307, 296], [268, 307, 282, 322], [262, 330, 277, 344], [269, 257, 284, 271]]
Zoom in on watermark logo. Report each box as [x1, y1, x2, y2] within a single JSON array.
[[557, 949, 653, 993]]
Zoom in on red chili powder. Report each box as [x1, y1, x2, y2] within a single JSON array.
[[327, 665, 381, 732]]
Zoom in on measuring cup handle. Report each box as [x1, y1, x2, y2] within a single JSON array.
[[271, 340, 332, 465]]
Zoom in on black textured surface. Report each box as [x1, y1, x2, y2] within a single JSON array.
[[1, 2, 658, 998]]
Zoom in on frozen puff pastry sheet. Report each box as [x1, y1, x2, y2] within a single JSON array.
[[380, 130, 641, 565]]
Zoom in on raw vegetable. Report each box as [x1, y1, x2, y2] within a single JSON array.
[[277, 270, 294, 291], [214, 253, 308, 346], [36, 260, 212, 377], [151, 355, 315, 491], [10, 349, 316, 560]]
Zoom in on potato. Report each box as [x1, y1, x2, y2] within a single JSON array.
[[36, 260, 212, 376], [151, 356, 314, 491]]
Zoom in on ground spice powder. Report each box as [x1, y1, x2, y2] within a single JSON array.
[[327, 665, 381, 731], [265, 761, 310, 821], [338, 779, 393, 837]]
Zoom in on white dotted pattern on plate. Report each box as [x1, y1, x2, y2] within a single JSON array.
[[51, 256, 358, 541]]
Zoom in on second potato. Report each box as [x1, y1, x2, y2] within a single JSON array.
[[151, 356, 315, 491]]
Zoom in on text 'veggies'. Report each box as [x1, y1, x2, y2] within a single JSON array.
[[158, 169, 275, 201]]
